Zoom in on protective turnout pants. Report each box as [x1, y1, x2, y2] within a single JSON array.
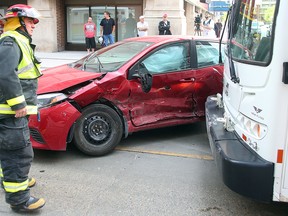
[[0, 117, 33, 205]]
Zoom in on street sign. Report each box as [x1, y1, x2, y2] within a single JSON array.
[[209, 1, 230, 12]]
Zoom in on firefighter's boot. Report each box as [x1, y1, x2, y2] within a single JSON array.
[[10, 196, 45, 212]]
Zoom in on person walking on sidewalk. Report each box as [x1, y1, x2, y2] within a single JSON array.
[[84, 17, 96, 53], [100, 11, 115, 46], [0, 4, 45, 212], [214, 19, 223, 38]]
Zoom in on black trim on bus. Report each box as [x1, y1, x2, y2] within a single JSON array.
[[205, 96, 274, 203]]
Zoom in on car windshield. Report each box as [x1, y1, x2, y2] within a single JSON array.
[[72, 41, 153, 72]]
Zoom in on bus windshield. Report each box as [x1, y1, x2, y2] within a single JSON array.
[[229, 0, 276, 64]]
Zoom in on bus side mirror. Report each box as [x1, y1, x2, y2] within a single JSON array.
[[282, 62, 288, 84]]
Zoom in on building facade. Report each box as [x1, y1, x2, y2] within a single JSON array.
[[0, 0, 208, 52]]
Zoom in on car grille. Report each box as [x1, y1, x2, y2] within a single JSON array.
[[30, 128, 46, 144]]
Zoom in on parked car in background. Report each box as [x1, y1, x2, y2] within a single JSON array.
[[30, 36, 224, 156]]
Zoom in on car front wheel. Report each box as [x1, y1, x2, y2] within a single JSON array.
[[73, 104, 123, 156]]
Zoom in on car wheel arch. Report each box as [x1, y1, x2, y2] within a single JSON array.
[[67, 99, 129, 144], [72, 103, 123, 156]]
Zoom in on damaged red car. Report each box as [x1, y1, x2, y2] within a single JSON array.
[[29, 36, 224, 156]]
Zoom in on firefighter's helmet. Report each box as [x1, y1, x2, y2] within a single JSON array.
[[1, 4, 41, 24]]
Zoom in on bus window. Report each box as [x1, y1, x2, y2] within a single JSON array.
[[229, 1, 275, 64]]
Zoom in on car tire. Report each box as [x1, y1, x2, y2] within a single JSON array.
[[73, 104, 123, 156]]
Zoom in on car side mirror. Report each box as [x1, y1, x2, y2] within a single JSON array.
[[132, 64, 153, 93]]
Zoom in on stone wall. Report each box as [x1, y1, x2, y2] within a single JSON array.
[[143, 0, 186, 36], [28, 0, 59, 52]]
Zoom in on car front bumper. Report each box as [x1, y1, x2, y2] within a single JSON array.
[[29, 101, 81, 151], [205, 95, 274, 202]]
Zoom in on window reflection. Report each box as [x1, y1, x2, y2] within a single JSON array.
[[67, 7, 89, 43], [116, 7, 138, 40]]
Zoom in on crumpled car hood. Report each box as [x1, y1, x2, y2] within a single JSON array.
[[37, 65, 102, 94]]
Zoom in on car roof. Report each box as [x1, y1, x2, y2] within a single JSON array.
[[122, 35, 221, 44]]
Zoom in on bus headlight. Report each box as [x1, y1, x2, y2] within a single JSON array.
[[238, 115, 267, 139]]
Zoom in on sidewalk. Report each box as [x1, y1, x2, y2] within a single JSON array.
[[36, 51, 87, 69]]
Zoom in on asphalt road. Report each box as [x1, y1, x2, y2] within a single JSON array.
[[1, 121, 288, 215]]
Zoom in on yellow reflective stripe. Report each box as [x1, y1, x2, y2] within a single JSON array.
[[17, 62, 34, 75], [0, 168, 3, 178], [6, 95, 25, 106], [0, 104, 38, 115], [1, 31, 42, 79], [3, 179, 29, 193]]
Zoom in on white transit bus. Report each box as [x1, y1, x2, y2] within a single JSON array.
[[205, 0, 288, 202]]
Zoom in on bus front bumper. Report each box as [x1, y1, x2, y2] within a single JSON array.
[[205, 95, 274, 203]]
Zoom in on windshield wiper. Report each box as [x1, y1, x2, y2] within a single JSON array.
[[82, 52, 104, 72], [94, 54, 104, 72], [82, 53, 93, 71]]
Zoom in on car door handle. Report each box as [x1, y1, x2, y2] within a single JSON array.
[[180, 78, 195, 82]]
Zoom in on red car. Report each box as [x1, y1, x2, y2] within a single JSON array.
[[30, 36, 224, 156]]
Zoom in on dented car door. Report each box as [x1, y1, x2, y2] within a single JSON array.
[[128, 41, 197, 127]]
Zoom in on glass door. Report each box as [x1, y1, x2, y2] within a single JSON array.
[[116, 6, 142, 41], [67, 6, 89, 44]]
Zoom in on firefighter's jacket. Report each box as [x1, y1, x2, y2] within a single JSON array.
[[0, 30, 42, 119]]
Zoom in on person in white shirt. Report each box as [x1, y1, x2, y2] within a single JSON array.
[[202, 14, 215, 38], [137, 15, 148, 37]]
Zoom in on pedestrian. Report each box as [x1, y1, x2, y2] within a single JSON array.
[[202, 14, 215, 37], [84, 17, 96, 53], [0, 4, 45, 212], [137, 15, 149, 37], [194, 14, 202, 36], [100, 11, 115, 46], [124, 13, 137, 39], [158, 13, 172, 35], [214, 19, 223, 38]]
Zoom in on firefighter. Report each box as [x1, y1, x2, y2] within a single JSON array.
[[0, 4, 45, 212]]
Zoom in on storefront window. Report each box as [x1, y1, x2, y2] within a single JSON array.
[[91, 6, 115, 38], [67, 7, 89, 44], [67, 5, 142, 47], [117, 6, 141, 40], [0, 8, 7, 35]]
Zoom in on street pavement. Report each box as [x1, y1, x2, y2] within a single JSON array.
[[1, 123, 288, 215]]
